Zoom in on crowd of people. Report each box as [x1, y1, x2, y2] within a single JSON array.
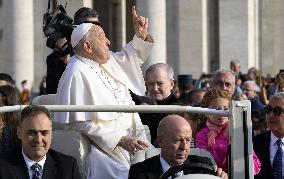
[[0, 5, 283, 179]]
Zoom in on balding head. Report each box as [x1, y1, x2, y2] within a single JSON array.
[[157, 115, 192, 137], [157, 115, 192, 166]]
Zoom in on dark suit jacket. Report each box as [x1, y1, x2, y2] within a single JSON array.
[[128, 154, 213, 179], [0, 147, 82, 179], [133, 93, 182, 145], [253, 131, 273, 179], [46, 52, 67, 94]]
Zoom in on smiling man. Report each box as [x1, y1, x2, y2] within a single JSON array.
[[0, 105, 82, 179]]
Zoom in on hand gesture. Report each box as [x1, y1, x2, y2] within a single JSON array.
[[132, 6, 149, 40], [118, 136, 148, 155]]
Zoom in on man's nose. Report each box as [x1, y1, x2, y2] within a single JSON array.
[[179, 141, 188, 150], [34, 133, 43, 142], [106, 38, 110, 45]]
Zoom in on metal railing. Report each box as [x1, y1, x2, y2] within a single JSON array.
[[0, 100, 253, 179]]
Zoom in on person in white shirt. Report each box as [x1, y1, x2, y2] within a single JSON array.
[[128, 114, 228, 179], [54, 6, 155, 179], [0, 105, 81, 179]]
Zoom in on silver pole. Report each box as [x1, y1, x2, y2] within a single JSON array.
[[0, 105, 229, 116]]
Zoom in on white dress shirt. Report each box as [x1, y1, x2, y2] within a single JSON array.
[[160, 155, 183, 179], [22, 149, 46, 179]]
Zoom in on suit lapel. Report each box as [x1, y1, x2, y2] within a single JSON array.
[[146, 155, 163, 179], [13, 149, 29, 179], [42, 152, 58, 179], [264, 131, 273, 173]]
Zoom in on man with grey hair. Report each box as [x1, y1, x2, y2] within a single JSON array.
[[230, 60, 246, 82], [54, 6, 155, 179], [253, 92, 284, 179], [142, 63, 181, 145], [210, 69, 236, 96]]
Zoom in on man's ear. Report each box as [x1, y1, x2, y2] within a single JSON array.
[[169, 79, 175, 90], [83, 41, 92, 53], [17, 126, 21, 139], [156, 136, 163, 148]]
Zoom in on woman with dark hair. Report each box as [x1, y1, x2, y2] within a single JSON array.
[[0, 85, 21, 153]]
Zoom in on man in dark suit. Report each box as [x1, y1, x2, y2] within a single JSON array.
[[143, 63, 182, 145], [253, 92, 284, 179], [128, 115, 227, 179], [0, 105, 82, 179]]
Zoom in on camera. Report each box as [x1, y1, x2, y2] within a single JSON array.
[[43, 2, 73, 49]]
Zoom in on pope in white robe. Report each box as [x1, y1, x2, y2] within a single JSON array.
[[54, 6, 155, 179]]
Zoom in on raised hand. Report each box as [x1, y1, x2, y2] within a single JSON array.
[[132, 6, 149, 40]]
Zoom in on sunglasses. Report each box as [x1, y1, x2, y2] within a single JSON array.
[[264, 105, 284, 116]]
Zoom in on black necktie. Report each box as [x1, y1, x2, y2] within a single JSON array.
[[31, 163, 43, 179], [273, 139, 282, 179]]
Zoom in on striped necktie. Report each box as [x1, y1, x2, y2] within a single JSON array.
[[273, 139, 282, 179]]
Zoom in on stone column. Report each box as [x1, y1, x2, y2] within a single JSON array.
[[3, 0, 34, 88], [166, 0, 205, 79], [136, 0, 166, 71], [111, 0, 126, 51], [219, 0, 258, 73], [260, 0, 284, 75]]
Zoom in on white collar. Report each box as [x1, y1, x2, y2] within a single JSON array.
[[22, 148, 46, 170], [270, 132, 284, 146], [160, 155, 172, 174]]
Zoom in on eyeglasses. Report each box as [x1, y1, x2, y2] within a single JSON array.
[[264, 105, 284, 116]]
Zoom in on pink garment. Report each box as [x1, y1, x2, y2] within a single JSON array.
[[206, 120, 228, 148], [195, 126, 261, 175]]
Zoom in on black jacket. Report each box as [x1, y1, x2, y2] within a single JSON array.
[[253, 131, 273, 179], [0, 147, 82, 179], [128, 154, 213, 179]]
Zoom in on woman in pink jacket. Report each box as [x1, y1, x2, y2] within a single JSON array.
[[195, 89, 261, 175]]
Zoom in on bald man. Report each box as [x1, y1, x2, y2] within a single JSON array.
[[128, 115, 228, 179]]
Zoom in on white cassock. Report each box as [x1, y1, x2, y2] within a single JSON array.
[[54, 35, 155, 179]]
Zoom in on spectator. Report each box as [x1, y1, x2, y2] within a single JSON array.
[[46, 37, 70, 94], [54, 6, 154, 179], [144, 63, 182, 144], [128, 114, 228, 179], [39, 76, 47, 95], [20, 80, 30, 105], [210, 69, 235, 96], [0, 85, 21, 153], [0, 73, 14, 87], [253, 92, 284, 179], [230, 59, 246, 82], [73, 7, 100, 25], [0, 105, 82, 179], [195, 89, 261, 174], [242, 80, 265, 123]]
